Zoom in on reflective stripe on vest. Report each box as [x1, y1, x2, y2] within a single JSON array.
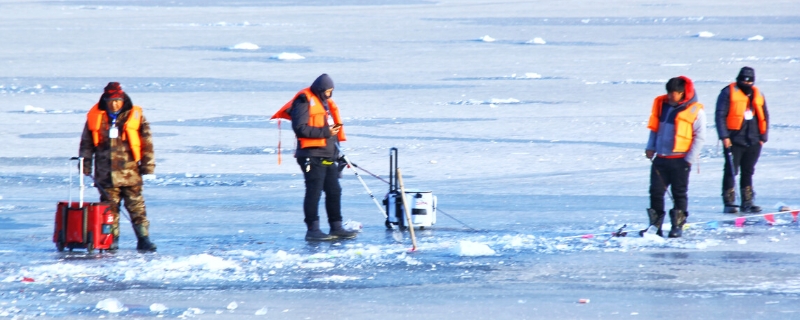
[[272, 88, 346, 149], [647, 95, 704, 153], [87, 104, 143, 161], [726, 83, 766, 134]]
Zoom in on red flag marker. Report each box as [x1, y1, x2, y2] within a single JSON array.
[[581, 234, 594, 239], [734, 217, 746, 228], [764, 214, 775, 225], [21, 277, 34, 283], [792, 211, 799, 222]]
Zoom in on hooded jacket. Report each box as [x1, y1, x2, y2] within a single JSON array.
[[79, 93, 155, 188], [271, 74, 346, 159], [715, 83, 769, 147], [646, 76, 707, 164]]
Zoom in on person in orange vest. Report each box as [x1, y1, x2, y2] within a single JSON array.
[[79, 82, 157, 251], [644, 76, 706, 238], [715, 67, 769, 214], [272, 74, 358, 241]]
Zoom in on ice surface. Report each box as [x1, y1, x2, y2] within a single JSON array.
[[2, 0, 800, 318]]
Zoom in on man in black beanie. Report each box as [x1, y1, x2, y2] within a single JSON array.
[[715, 67, 770, 213]]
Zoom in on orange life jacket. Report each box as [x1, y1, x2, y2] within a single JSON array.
[[271, 88, 347, 160], [726, 83, 766, 134], [87, 104, 143, 161], [647, 95, 704, 153]]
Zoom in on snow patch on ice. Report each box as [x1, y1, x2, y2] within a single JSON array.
[[150, 303, 167, 312], [747, 35, 764, 41], [96, 298, 126, 313], [526, 37, 546, 44], [271, 52, 305, 60], [478, 35, 495, 42], [230, 42, 260, 50], [453, 241, 496, 256], [696, 31, 715, 38]]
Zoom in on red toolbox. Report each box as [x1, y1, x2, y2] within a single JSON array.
[[53, 157, 114, 253]]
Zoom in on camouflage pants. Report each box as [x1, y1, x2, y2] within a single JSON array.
[[100, 185, 151, 238]]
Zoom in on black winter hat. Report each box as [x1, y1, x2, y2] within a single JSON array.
[[737, 67, 755, 82]]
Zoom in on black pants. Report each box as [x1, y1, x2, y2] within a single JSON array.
[[649, 157, 690, 212], [297, 157, 342, 224], [723, 144, 761, 191]]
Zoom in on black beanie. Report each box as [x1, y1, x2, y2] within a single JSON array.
[[737, 67, 755, 82]]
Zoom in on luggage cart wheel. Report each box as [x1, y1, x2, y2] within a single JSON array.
[[86, 232, 94, 254], [385, 219, 392, 230], [56, 242, 65, 252]]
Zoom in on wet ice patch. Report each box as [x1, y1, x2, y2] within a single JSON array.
[[311, 275, 360, 283], [447, 98, 521, 105], [271, 52, 305, 60], [453, 241, 496, 256]]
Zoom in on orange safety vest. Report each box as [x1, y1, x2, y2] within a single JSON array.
[[726, 83, 767, 134], [647, 95, 704, 153], [87, 104, 143, 161], [272, 87, 347, 148]]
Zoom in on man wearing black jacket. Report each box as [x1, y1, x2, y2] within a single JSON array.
[[715, 67, 769, 213], [272, 74, 358, 241]]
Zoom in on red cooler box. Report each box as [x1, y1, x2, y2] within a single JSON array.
[[53, 157, 114, 253]]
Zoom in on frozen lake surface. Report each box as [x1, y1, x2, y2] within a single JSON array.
[[1, 0, 800, 318]]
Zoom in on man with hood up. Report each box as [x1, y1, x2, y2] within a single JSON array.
[[643, 76, 706, 238], [272, 74, 359, 241], [715, 67, 769, 214], [79, 82, 157, 251]]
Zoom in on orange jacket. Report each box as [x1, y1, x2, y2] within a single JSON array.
[[726, 83, 766, 134], [272, 87, 346, 148], [87, 104, 143, 161], [647, 95, 704, 153]]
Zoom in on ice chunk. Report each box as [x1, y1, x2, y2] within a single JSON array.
[[697, 31, 715, 38], [453, 241, 495, 256], [255, 307, 268, 315], [24, 105, 46, 113], [96, 298, 126, 313], [271, 52, 305, 60], [478, 35, 495, 42], [747, 35, 764, 41], [230, 42, 260, 50], [343, 220, 362, 232], [149, 303, 167, 312], [227, 301, 238, 310], [526, 37, 546, 44]]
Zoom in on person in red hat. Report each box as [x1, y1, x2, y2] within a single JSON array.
[[79, 82, 157, 251]]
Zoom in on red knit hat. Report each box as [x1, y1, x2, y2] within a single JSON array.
[[104, 82, 125, 100]]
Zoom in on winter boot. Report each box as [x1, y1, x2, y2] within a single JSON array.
[[740, 186, 762, 213], [305, 221, 336, 241], [108, 236, 119, 251], [136, 236, 157, 252], [639, 208, 665, 237], [722, 189, 738, 214], [134, 224, 157, 252], [329, 221, 358, 240], [668, 209, 688, 238]]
